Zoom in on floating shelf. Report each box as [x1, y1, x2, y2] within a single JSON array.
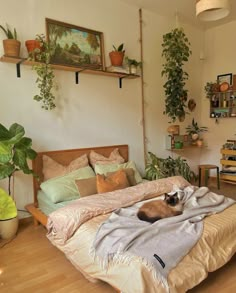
[[0, 56, 140, 88]]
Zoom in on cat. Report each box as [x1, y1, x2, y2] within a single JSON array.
[[137, 192, 184, 223]]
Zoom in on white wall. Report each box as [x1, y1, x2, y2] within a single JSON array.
[[200, 20, 236, 168], [0, 0, 205, 214]]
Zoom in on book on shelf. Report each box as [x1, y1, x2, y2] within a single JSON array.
[[106, 66, 129, 74]]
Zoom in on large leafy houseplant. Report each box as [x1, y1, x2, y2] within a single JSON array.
[[31, 34, 56, 110], [0, 123, 37, 195], [161, 28, 192, 122], [145, 151, 197, 183]]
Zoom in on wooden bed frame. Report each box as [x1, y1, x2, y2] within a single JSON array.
[[25, 144, 129, 227]]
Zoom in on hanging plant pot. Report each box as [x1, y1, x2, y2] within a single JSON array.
[[3, 39, 21, 58], [109, 51, 124, 66]]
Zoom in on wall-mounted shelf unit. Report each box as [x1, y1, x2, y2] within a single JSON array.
[[0, 56, 140, 88], [165, 134, 205, 151], [210, 90, 236, 118]]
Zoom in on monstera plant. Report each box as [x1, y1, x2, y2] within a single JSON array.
[[161, 28, 192, 122]]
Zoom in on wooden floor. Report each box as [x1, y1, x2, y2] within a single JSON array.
[[0, 180, 235, 293]]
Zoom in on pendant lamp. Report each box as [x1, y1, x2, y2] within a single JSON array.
[[196, 0, 230, 21]]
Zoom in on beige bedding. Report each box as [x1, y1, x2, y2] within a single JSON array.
[[47, 177, 236, 293]]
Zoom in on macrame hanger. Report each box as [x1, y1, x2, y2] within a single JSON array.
[[175, 11, 179, 28]]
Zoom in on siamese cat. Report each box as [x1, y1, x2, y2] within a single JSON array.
[[137, 192, 184, 223]]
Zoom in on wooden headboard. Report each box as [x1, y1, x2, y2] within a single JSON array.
[[32, 144, 129, 206]]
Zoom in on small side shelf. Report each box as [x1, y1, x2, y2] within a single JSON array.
[[220, 147, 236, 184], [0, 56, 140, 88]]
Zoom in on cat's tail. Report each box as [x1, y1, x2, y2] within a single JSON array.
[[137, 211, 161, 223]]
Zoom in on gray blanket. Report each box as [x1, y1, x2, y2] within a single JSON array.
[[91, 186, 235, 292]]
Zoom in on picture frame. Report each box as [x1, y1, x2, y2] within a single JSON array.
[[217, 73, 233, 85], [46, 18, 105, 70]]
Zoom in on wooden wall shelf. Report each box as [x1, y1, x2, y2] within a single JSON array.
[[0, 56, 140, 88]]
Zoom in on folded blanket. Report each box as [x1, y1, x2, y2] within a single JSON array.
[[91, 186, 235, 292]]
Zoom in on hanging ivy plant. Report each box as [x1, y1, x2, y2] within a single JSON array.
[[31, 34, 56, 110], [161, 28, 192, 122]]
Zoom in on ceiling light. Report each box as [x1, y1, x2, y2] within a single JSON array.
[[196, 0, 230, 21]]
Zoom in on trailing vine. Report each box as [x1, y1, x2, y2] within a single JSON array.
[[31, 34, 56, 110], [161, 28, 192, 122]]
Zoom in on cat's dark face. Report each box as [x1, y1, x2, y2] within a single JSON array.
[[164, 192, 179, 206]]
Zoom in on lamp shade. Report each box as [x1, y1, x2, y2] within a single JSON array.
[[196, 0, 230, 21]]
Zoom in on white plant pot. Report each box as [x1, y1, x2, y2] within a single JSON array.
[[0, 217, 18, 239], [191, 133, 199, 141], [130, 65, 137, 74]]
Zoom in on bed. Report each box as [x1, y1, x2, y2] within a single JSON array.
[[25, 144, 236, 293]]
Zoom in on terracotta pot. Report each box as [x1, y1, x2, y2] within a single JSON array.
[[0, 217, 18, 239], [25, 40, 41, 60], [25, 40, 41, 53], [109, 51, 124, 66], [3, 39, 21, 58], [196, 139, 203, 147]]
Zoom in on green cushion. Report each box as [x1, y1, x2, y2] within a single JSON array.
[[40, 166, 95, 203], [95, 161, 143, 184]]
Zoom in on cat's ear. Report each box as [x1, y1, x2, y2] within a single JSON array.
[[164, 193, 170, 199]]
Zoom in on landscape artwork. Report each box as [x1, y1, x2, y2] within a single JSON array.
[[46, 18, 105, 70]]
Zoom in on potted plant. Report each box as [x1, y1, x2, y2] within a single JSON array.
[[0, 24, 21, 58], [185, 118, 208, 142], [0, 188, 18, 239], [0, 122, 37, 239], [145, 151, 197, 183], [109, 43, 125, 67], [25, 39, 41, 60], [161, 28, 192, 122], [30, 34, 56, 110], [125, 57, 142, 74]]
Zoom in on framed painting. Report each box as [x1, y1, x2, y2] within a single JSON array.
[[46, 18, 105, 70], [217, 73, 232, 85]]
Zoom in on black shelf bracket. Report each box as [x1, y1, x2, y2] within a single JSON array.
[[119, 76, 127, 88], [16, 59, 24, 78], [75, 69, 85, 84]]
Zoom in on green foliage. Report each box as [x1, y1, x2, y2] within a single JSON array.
[[0, 24, 17, 39], [0, 123, 37, 195], [204, 81, 217, 99], [112, 43, 125, 52], [185, 118, 208, 135], [0, 188, 17, 220], [31, 34, 56, 110], [125, 57, 142, 67], [145, 151, 197, 183], [161, 28, 192, 122]]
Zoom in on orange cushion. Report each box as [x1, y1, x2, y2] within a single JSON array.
[[107, 168, 137, 186], [96, 169, 130, 193]]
